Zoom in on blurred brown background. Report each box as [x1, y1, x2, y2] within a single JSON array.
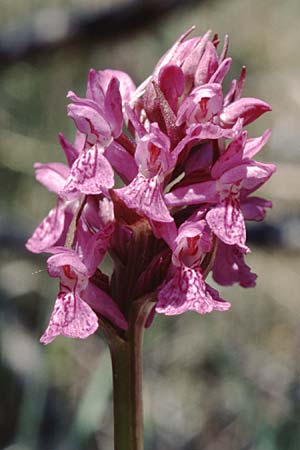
[[0, 1, 300, 449]]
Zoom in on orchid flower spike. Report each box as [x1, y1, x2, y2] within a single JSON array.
[[27, 29, 275, 344]]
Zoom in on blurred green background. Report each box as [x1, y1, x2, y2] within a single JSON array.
[[1, 0, 300, 449]]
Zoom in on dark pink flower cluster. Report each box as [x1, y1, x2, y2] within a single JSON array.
[[26, 29, 275, 344]]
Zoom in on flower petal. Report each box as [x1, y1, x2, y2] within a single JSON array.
[[243, 129, 272, 159], [26, 202, 65, 254], [47, 248, 88, 277], [86, 69, 106, 105], [220, 97, 271, 127], [67, 95, 112, 145], [153, 27, 201, 75], [63, 145, 114, 195], [40, 290, 98, 344], [34, 162, 69, 193], [206, 201, 246, 246], [181, 31, 211, 82], [82, 282, 128, 330], [156, 267, 230, 315], [241, 161, 276, 193], [135, 124, 172, 177], [104, 141, 138, 184], [241, 196, 272, 221], [87, 69, 136, 104], [58, 133, 79, 167], [177, 83, 223, 126], [104, 77, 123, 138], [209, 57, 232, 84], [79, 224, 115, 275], [165, 180, 218, 207], [211, 131, 247, 179], [213, 242, 257, 287], [114, 173, 173, 223], [173, 121, 241, 160], [158, 64, 184, 112], [150, 219, 177, 249], [195, 41, 219, 86]]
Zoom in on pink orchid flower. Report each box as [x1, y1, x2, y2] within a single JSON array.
[[157, 219, 230, 315], [114, 124, 174, 223], [27, 29, 275, 344], [166, 130, 275, 247], [41, 224, 128, 344]]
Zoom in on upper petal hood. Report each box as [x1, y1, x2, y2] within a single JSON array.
[[220, 97, 271, 127]]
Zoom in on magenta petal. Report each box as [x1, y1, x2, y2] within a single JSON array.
[[177, 83, 223, 126], [135, 124, 172, 177], [104, 77, 123, 138], [150, 220, 177, 249], [224, 79, 237, 107], [158, 64, 184, 112], [63, 145, 114, 195], [213, 242, 257, 288], [81, 224, 115, 275], [58, 133, 79, 167], [153, 27, 198, 75], [209, 57, 232, 84], [206, 202, 246, 246], [219, 34, 229, 62], [220, 97, 271, 127], [67, 102, 111, 145], [219, 163, 248, 185], [156, 267, 230, 315], [165, 180, 218, 207], [234, 66, 247, 100], [195, 41, 219, 85], [87, 69, 136, 104], [176, 218, 213, 257], [219, 159, 275, 192], [181, 31, 211, 80], [241, 196, 272, 221], [173, 122, 239, 160], [47, 249, 88, 277], [82, 282, 128, 330], [40, 290, 98, 344], [105, 141, 138, 184], [34, 162, 69, 194], [74, 131, 86, 152], [114, 173, 173, 223], [211, 131, 247, 179], [86, 69, 106, 105], [109, 70, 136, 103], [124, 104, 147, 138], [205, 285, 232, 311], [26, 202, 65, 254], [83, 197, 112, 230], [243, 129, 272, 159], [241, 161, 276, 193]]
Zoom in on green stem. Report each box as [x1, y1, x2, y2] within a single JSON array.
[[110, 329, 144, 450], [102, 296, 154, 450]]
